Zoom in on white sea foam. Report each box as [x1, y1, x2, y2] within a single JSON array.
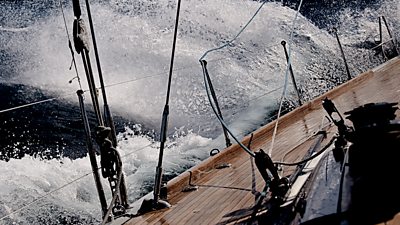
[[0, 0, 398, 224]]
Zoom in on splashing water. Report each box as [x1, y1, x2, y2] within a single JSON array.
[[0, 0, 398, 223]]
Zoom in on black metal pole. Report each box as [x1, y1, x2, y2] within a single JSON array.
[[379, 17, 383, 44], [153, 0, 182, 208], [72, 0, 104, 126], [332, 27, 352, 81], [381, 16, 399, 55], [378, 17, 385, 58], [83, 0, 118, 147], [77, 90, 108, 218], [81, 50, 104, 126], [200, 60, 232, 147], [281, 40, 302, 105]]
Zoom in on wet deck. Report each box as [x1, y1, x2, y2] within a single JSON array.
[[120, 57, 400, 225]]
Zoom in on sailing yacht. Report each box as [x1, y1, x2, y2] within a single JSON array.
[[0, 0, 399, 225]]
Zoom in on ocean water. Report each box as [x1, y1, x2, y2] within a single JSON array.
[[0, 0, 398, 224]]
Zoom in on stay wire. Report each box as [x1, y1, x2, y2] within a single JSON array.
[[164, 0, 182, 105], [0, 93, 75, 114], [268, 0, 304, 157], [120, 143, 153, 159], [59, 0, 82, 90]]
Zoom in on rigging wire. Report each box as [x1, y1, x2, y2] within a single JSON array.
[[0, 56, 224, 115], [0, 95, 73, 114], [268, 0, 304, 157], [152, 0, 183, 208], [58, 0, 82, 90], [1, 0, 383, 222], [247, 85, 283, 103]]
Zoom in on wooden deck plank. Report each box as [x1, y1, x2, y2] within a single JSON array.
[[169, 154, 258, 224], [144, 170, 234, 225], [170, 157, 255, 222], [193, 157, 263, 224], [185, 178, 253, 224], [138, 161, 253, 225], [123, 57, 400, 225]]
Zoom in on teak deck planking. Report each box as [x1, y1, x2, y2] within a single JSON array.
[[123, 57, 400, 225]]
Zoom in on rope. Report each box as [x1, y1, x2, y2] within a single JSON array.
[[201, 64, 255, 158], [199, 1, 267, 61], [278, 115, 329, 177], [274, 136, 336, 166], [58, 0, 82, 90], [268, 0, 305, 157]]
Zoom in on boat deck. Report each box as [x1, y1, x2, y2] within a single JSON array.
[[121, 57, 400, 225]]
